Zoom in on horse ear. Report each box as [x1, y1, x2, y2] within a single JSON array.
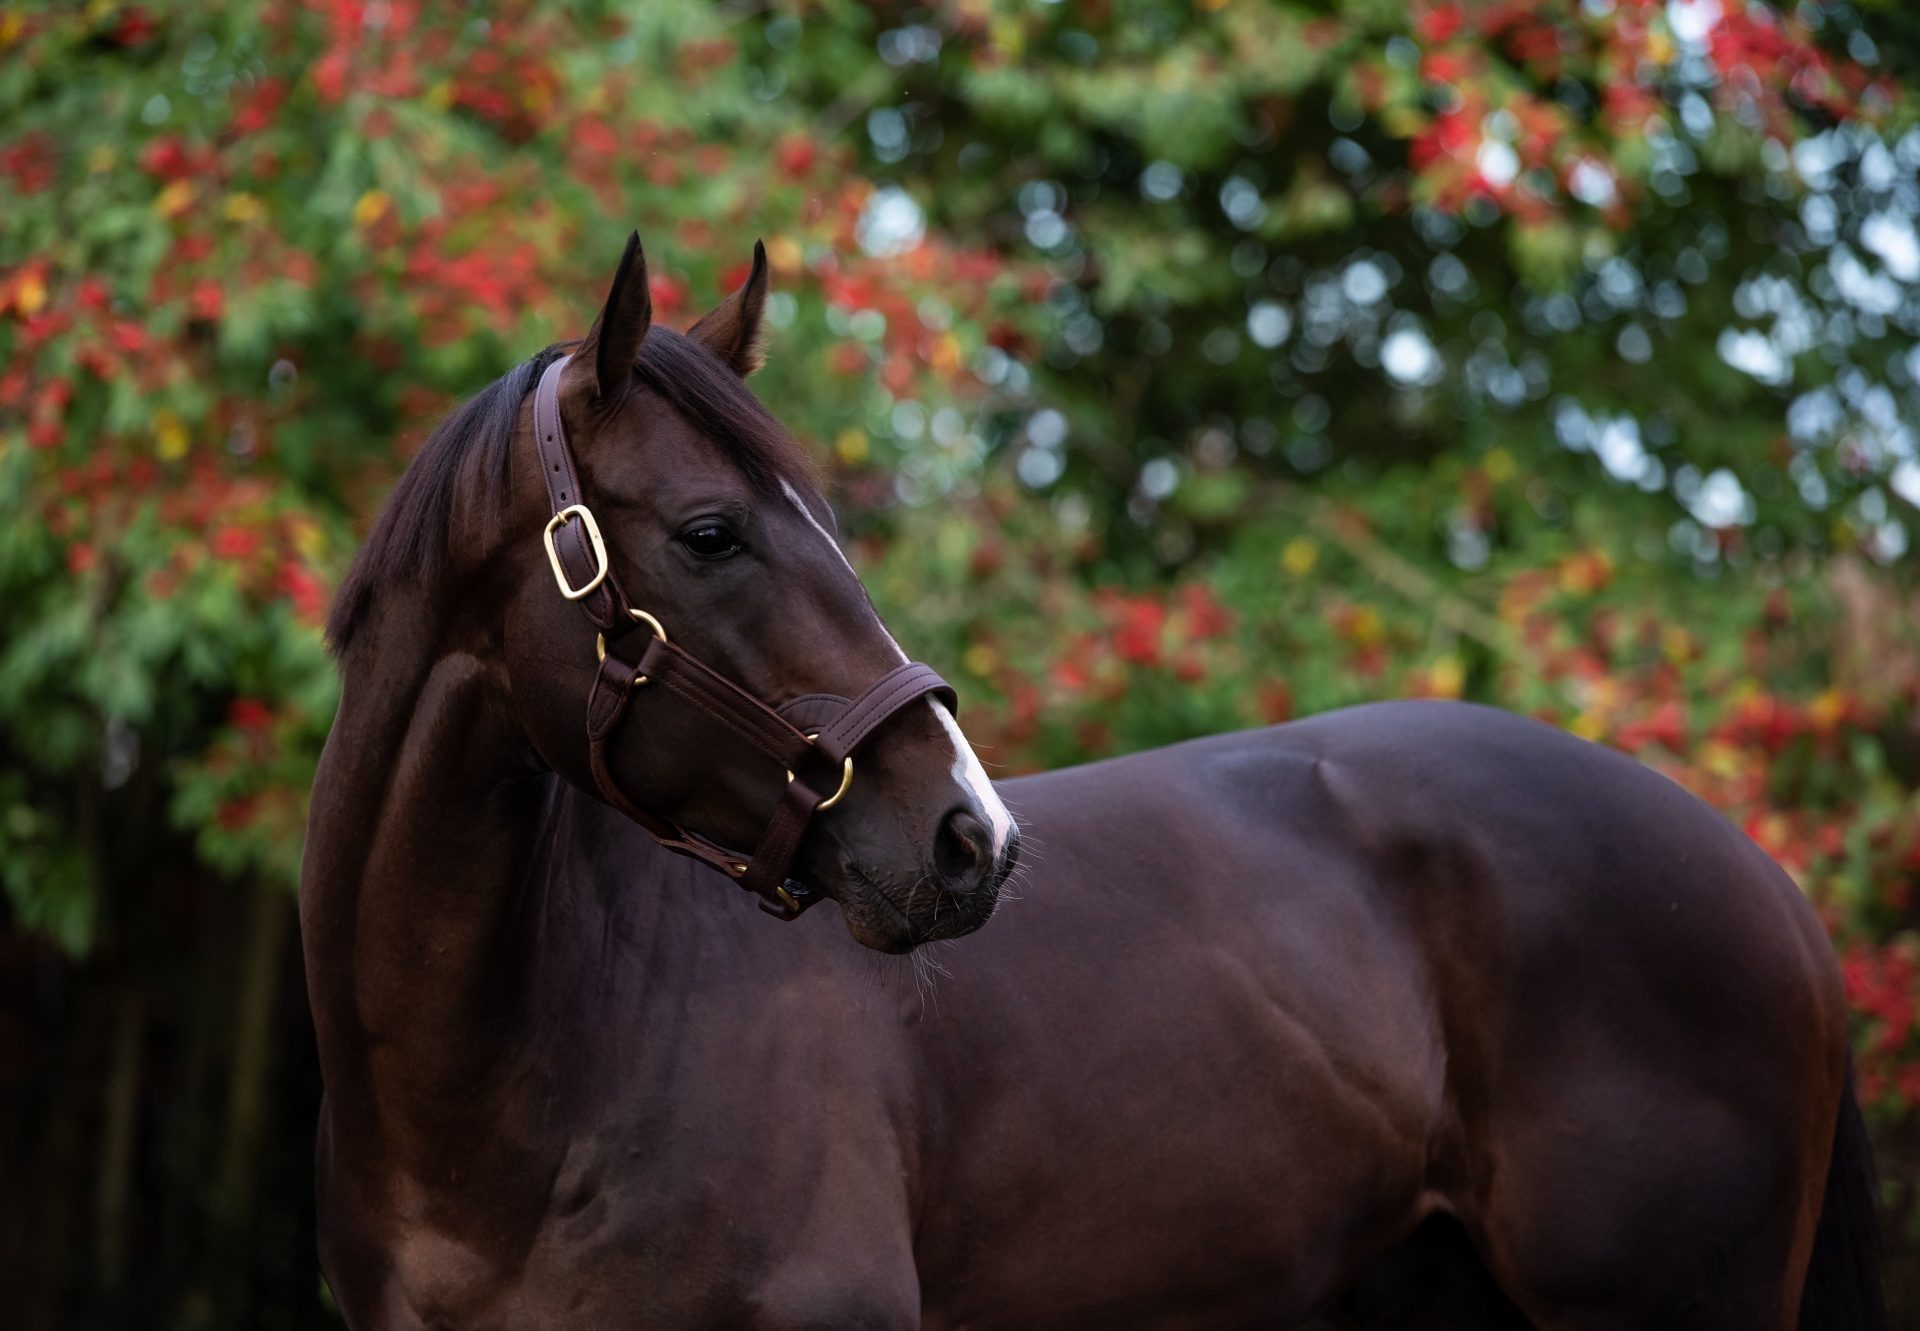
[[573, 231, 652, 401], [688, 240, 770, 377]]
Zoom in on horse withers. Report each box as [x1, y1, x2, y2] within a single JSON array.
[[301, 232, 1880, 1329]]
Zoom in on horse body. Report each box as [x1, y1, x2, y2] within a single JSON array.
[[303, 235, 1874, 1327], [912, 701, 1846, 1329], [309, 695, 1847, 1328]]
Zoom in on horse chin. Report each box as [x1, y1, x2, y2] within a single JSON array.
[[829, 863, 999, 954]]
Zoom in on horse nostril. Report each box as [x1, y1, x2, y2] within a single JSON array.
[[933, 809, 992, 890]]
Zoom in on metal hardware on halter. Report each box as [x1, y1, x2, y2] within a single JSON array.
[[596, 608, 668, 685], [543, 504, 610, 600], [787, 734, 854, 811]]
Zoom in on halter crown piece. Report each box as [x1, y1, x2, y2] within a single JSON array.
[[532, 354, 957, 919]]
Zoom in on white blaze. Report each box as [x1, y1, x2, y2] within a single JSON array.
[[782, 480, 1015, 855], [930, 698, 1015, 856], [782, 479, 906, 664]]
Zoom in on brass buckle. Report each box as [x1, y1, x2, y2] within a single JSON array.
[[542, 504, 610, 601], [596, 608, 668, 685], [721, 856, 798, 918], [786, 733, 855, 811]]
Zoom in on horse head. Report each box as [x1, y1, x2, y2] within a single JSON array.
[[476, 233, 1018, 950]]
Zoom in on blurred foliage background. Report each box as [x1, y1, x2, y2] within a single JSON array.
[[4, 0, 1920, 1324]]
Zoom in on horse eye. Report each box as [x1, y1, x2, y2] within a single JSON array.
[[679, 523, 742, 559]]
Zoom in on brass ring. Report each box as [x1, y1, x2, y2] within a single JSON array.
[[786, 733, 855, 811], [595, 608, 670, 685]]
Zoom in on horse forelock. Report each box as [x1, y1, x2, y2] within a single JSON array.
[[631, 328, 817, 495]]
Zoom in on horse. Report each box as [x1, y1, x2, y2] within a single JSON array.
[[300, 231, 1882, 1329]]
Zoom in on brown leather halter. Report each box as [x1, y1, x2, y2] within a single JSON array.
[[532, 353, 956, 919]]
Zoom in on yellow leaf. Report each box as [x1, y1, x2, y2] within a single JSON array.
[[765, 235, 803, 276], [1570, 712, 1606, 741], [87, 145, 116, 173], [1810, 689, 1848, 730], [1756, 813, 1790, 851], [154, 179, 195, 218], [1430, 656, 1465, 699], [15, 270, 46, 316], [224, 192, 265, 224], [835, 428, 869, 464], [1280, 536, 1317, 576], [352, 189, 390, 227], [1701, 741, 1743, 780], [0, 14, 23, 47], [929, 333, 961, 374], [1379, 106, 1426, 138], [1483, 448, 1516, 483], [1660, 624, 1692, 664], [1350, 606, 1383, 646], [289, 515, 325, 561], [963, 644, 997, 677], [1558, 551, 1612, 595], [155, 410, 189, 461]]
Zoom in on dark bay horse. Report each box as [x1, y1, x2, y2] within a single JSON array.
[[301, 233, 1881, 1328]]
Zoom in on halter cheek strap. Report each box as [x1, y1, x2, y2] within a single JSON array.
[[532, 353, 955, 920]]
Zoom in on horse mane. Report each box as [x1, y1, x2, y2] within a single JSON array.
[[326, 327, 817, 654]]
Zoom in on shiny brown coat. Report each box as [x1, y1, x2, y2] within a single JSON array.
[[302, 239, 1878, 1329]]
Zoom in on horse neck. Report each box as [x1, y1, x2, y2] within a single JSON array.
[[301, 599, 827, 1167], [301, 610, 578, 1135]]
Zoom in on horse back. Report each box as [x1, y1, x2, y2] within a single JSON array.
[[999, 698, 1839, 1041]]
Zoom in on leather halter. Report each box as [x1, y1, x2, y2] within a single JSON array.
[[532, 353, 956, 919]]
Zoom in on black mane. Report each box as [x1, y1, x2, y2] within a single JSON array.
[[326, 328, 814, 653]]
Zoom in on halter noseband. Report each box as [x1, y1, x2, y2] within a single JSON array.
[[532, 353, 956, 920]]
